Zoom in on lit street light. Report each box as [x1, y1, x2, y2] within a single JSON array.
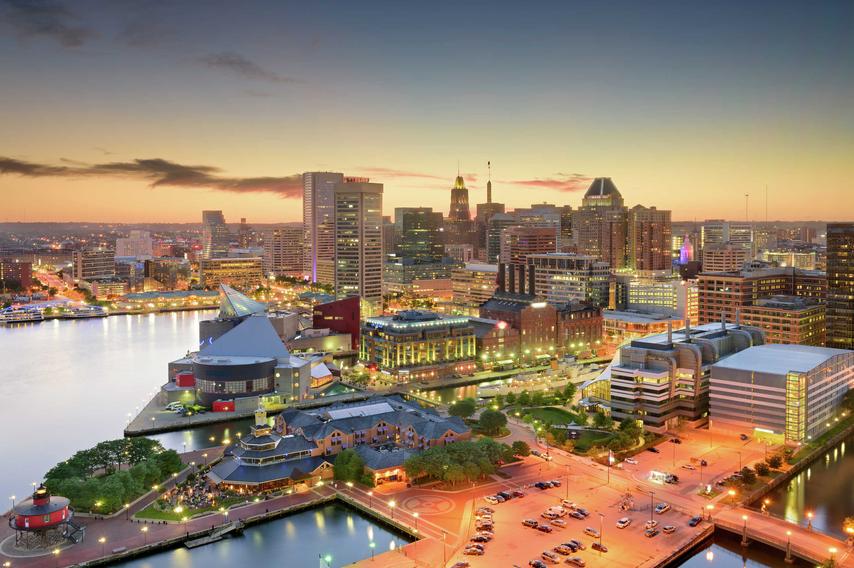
[[52, 548, 60, 568], [369, 541, 376, 560], [367, 491, 373, 508], [740, 514, 749, 547], [388, 500, 396, 521], [785, 530, 793, 563], [99, 536, 107, 557], [141, 525, 149, 545], [807, 511, 814, 531]]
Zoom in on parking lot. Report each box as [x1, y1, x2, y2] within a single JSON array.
[[450, 474, 711, 567]]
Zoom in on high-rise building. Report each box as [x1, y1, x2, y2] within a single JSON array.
[[333, 179, 383, 314], [394, 207, 445, 264], [700, 220, 753, 256], [627, 205, 672, 271], [115, 230, 154, 258], [526, 253, 610, 306], [445, 175, 474, 246], [201, 210, 231, 259], [827, 223, 854, 349], [238, 218, 253, 248], [72, 247, 116, 280], [262, 226, 304, 277], [302, 172, 345, 284], [679, 234, 695, 264], [199, 257, 264, 290], [500, 226, 557, 266], [0, 258, 33, 290], [572, 178, 628, 269], [486, 213, 517, 264]]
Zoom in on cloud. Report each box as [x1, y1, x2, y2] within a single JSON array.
[[199, 51, 296, 83], [1, 0, 95, 47], [0, 156, 303, 198], [354, 167, 445, 181], [505, 173, 592, 192]]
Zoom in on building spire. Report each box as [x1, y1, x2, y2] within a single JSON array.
[[487, 160, 493, 203]]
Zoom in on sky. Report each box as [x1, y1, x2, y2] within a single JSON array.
[[1, 0, 853, 224]]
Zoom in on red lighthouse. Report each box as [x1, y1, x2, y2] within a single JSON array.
[[9, 484, 83, 549]]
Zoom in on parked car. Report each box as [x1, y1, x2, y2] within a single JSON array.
[[644, 528, 660, 538], [700, 459, 708, 467], [575, 507, 590, 517], [616, 517, 632, 529], [645, 520, 659, 530], [654, 503, 671, 514], [566, 557, 586, 567], [567, 539, 585, 550], [740, 434, 749, 441], [681, 464, 696, 470], [569, 510, 585, 520], [512, 490, 527, 498], [541, 550, 560, 564], [536, 524, 553, 533], [688, 516, 702, 527], [528, 561, 547, 568], [647, 447, 661, 453], [476, 531, 494, 539], [485, 495, 500, 504], [561, 499, 577, 509], [464, 547, 485, 556], [553, 545, 573, 555], [522, 519, 539, 528], [625, 458, 638, 465], [535, 482, 550, 490], [451, 563, 470, 568], [497, 491, 512, 500], [663, 525, 676, 534], [532, 450, 543, 457], [551, 519, 567, 528], [591, 542, 608, 553], [550, 479, 562, 487], [478, 506, 495, 514], [583, 527, 600, 538], [542, 511, 560, 520], [562, 541, 579, 552], [669, 438, 682, 444]]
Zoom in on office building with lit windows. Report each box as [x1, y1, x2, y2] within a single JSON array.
[[710, 344, 854, 443], [526, 253, 610, 307], [302, 172, 345, 284], [739, 296, 825, 346], [199, 257, 264, 290], [451, 263, 498, 314], [360, 310, 476, 381], [827, 223, 854, 350], [586, 321, 765, 431]]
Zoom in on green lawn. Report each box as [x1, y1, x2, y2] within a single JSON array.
[[572, 431, 613, 453], [526, 406, 577, 425]]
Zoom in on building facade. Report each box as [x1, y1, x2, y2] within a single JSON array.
[[302, 172, 345, 284], [72, 247, 115, 280], [710, 344, 854, 443], [627, 205, 672, 271], [262, 226, 304, 277], [199, 257, 264, 290], [360, 310, 476, 381], [312, 296, 361, 351], [526, 253, 610, 306], [201, 210, 231, 259], [500, 226, 557, 266], [451, 263, 498, 314], [116, 230, 154, 258], [702, 245, 748, 273], [826, 223, 854, 349], [333, 179, 383, 314], [739, 296, 825, 346]]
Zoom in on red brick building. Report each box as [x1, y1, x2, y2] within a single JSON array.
[[0, 258, 33, 290], [312, 296, 360, 350]]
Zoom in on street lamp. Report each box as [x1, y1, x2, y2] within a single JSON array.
[[98, 536, 106, 557], [598, 512, 604, 550], [705, 504, 714, 521], [9, 495, 15, 509], [829, 547, 838, 567], [367, 491, 373, 508], [369, 541, 376, 560], [807, 511, 814, 531], [141, 525, 149, 545], [413, 512, 419, 534], [124, 503, 130, 520], [388, 500, 396, 521], [203, 453, 208, 466], [740, 514, 749, 547], [52, 548, 60, 568], [727, 489, 736, 505], [785, 530, 793, 564]]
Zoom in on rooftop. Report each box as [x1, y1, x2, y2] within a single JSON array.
[[712, 344, 853, 375]]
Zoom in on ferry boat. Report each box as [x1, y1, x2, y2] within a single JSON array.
[[65, 305, 108, 319], [0, 307, 45, 324]]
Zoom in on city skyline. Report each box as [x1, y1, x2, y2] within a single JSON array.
[[2, 0, 853, 223]]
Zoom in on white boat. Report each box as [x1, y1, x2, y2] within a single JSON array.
[[0, 308, 45, 324], [65, 306, 108, 319]]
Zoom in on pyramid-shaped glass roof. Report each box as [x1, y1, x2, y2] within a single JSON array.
[[200, 315, 290, 359], [218, 284, 267, 319]]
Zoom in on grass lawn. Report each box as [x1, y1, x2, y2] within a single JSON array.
[[573, 431, 614, 453], [135, 496, 246, 522], [526, 406, 578, 425]]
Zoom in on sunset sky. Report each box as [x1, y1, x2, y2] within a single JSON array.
[[1, 0, 853, 223]]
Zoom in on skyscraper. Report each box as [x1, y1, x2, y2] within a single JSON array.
[[201, 210, 230, 259], [627, 205, 672, 271], [394, 207, 445, 264], [334, 179, 383, 315], [445, 174, 474, 246], [826, 223, 854, 349], [262, 226, 303, 277], [572, 178, 628, 269], [302, 171, 345, 283]]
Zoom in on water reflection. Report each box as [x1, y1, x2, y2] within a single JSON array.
[[765, 434, 852, 539], [674, 531, 809, 567], [116, 504, 410, 567]]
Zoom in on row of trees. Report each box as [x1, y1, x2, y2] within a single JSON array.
[[44, 439, 183, 513], [446, 400, 508, 435], [502, 383, 577, 409], [403, 438, 518, 486], [333, 449, 373, 486]]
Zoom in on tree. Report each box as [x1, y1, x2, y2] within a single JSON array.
[[478, 409, 508, 435], [333, 448, 366, 482], [494, 394, 506, 408], [448, 398, 477, 419], [511, 440, 531, 457], [562, 383, 577, 402], [593, 412, 613, 430], [739, 466, 757, 485], [766, 454, 783, 469], [517, 391, 531, 406], [754, 462, 770, 477], [531, 391, 545, 406], [505, 392, 517, 405]]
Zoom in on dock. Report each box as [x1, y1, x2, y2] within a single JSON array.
[[184, 520, 244, 549]]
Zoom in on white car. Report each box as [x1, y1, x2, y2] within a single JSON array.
[[663, 525, 676, 534], [625, 458, 638, 465], [165, 402, 184, 411], [484, 495, 499, 504], [583, 527, 600, 538], [681, 464, 696, 470], [616, 517, 632, 529], [654, 503, 671, 514], [645, 519, 659, 530]]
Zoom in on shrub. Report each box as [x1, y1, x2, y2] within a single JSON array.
[[754, 462, 770, 477], [511, 440, 531, 457], [766, 455, 783, 469], [478, 409, 508, 435]]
